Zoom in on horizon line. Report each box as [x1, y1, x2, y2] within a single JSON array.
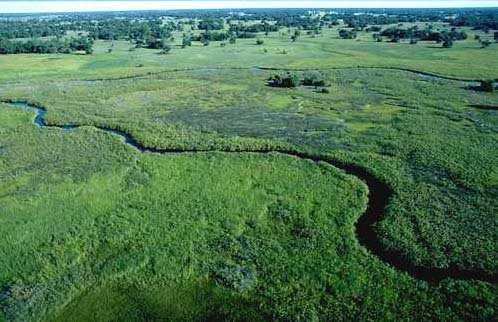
[[1, 1, 498, 14]]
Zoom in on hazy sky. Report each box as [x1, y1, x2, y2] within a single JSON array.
[[1, 1, 497, 13]]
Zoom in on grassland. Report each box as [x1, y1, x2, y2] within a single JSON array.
[[1, 25, 497, 83], [0, 20, 498, 321]]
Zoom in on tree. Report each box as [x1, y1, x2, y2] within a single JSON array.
[[441, 34, 454, 48], [442, 38, 453, 48], [145, 38, 163, 49], [481, 40, 491, 48], [68, 36, 94, 54], [0, 38, 14, 54], [366, 26, 382, 32], [182, 35, 191, 48], [161, 42, 172, 54], [291, 29, 300, 42]]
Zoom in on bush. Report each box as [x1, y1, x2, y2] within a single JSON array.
[[339, 29, 357, 39], [302, 71, 326, 87], [160, 42, 171, 54], [182, 36, 191, 48], [268, 72, 301, 88], [212, 262, 257, 291], [442, 38, 453, 48], [256, 38, 264, 45], [481, 40, 491, 48], [479, 80, 496, 92]]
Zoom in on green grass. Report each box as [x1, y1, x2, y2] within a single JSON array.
[[1, 26, 497, 83], [1, 105, 497, 321], [1, 23, 498, 321]]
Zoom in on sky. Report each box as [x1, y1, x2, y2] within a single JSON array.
[[0, 1, 497, 13]]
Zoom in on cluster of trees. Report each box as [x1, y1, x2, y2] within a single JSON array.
[[140, 37, 172, 53], [192, 31, 230, 44], [268, 72, 301, 88], [87, 19, 175, 42], [189, 29, 262, 45], [1, 8, 496, 41], [375, 27, 468, 47], [0, 36, 93, 54], [268, 71, 328, 90], [0, 19, 72, 39], [379, 26, 467, 43], [339, 29, 357, 39], [268, 12, 323, 29], [448, 10, 498, 31], [198, 19, 225, 30], [1, 8, 496, 54], [341, 14, 404, 29], [0, 15, 182, 42], [365, 26, 382, 32], [229, 23, 279, 34]]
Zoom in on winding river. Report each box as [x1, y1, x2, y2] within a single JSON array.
[[3, 101, 498, 285]]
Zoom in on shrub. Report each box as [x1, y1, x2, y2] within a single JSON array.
[[442, 38, 453, 48], [212, 262, 257, 291], [481, 40, 491, 48], [302, 71, 326, 87], [160, 42, 171, 54], [268, 72, 301, 88], [182, 36, 191, 48], [479, 80, 496, 92], [339, 29, 357, 39]]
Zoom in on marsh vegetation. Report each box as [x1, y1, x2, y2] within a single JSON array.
[[0, 7, 497, 322]]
